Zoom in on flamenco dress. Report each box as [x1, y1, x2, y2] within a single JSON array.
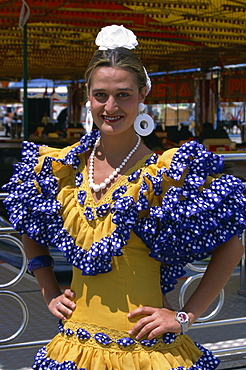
[[3, 129, 246, 370]]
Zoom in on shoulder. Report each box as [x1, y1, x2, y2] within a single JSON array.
[[154, 140, 224, 177]]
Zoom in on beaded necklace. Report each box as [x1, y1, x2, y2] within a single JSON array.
[[88, 135, 141, 192]]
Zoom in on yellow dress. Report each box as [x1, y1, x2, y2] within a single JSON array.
[[3, 130, 246, 370]]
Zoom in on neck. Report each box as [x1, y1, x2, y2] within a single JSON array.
[[88, 130, 141, 193], [99, 129, 138, 157]]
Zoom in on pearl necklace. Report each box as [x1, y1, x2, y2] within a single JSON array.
[[88, 135, 141, 192]]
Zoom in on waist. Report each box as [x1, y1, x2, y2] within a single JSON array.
[[59, 320, 182, 352], [70, 241, 164, 331], [70, 259, 163, 331]]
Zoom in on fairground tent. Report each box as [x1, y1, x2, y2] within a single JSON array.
[[1, 0, 246, 81]]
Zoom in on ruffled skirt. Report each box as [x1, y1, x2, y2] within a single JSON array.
[[32, 321, 220, 370]]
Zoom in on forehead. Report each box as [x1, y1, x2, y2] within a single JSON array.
[[90, 67, 138, 89]]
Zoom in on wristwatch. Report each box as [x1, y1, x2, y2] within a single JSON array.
[[175, 311, 190, 333]]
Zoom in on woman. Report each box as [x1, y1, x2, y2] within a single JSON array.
[[3, 25, 246, 370]]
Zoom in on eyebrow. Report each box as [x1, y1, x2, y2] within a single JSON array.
[[92, 88, 134, 93]]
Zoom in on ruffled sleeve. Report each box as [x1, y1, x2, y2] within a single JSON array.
[[2, 131, 122, 275], [133, 140, 246, 293], [2, 131, 100, 247], [2, 141, 73, 246]]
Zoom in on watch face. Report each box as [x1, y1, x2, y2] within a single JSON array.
[[177, 311, 189, 323]]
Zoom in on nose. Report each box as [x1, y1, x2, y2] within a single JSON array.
[[104, 95, 117, 114]]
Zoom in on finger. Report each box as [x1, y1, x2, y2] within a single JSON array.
[[129, 316, 153, 336], [55, 301, 67, 319], [54, 311, 67, 320], [146, 326, 164, 340], [61, 296, 76, 311], [128, 306, 155, 318], [131, 318, 169, 341], [55, 300, 73, 318], [63, 289, 75, 300], [135, 321, 158, 340]]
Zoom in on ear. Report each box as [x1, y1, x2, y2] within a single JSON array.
[[139, 86, 148, 103]]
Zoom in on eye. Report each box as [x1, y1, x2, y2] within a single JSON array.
[[94, 92, 107, 98], [93, 92, 108, 103], [118, 92, 130, 98]]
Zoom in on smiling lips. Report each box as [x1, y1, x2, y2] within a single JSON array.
[[103, 115, 122, 123]]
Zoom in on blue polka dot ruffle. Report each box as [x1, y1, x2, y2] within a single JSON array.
[[2, 133, 246, 292], [31, 332, 220, 369]]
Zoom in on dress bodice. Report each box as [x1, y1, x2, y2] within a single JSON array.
[[70, 231, 162, 331]]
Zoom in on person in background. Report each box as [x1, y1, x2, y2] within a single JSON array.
[[3, 113, 11, 137], [41, 112, 51, 126], [177, 121, 194, 144], [11, 112, 18, 138], [16, 114, 22, 139], [3, 25, 246, 370], [215, 124, 230, 139], [197, 121, 215, 143], [165, 125, 180, 144]]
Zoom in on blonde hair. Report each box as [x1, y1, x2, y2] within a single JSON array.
[[85, 47, 147, 94]]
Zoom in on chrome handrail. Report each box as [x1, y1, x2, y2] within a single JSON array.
[[0, 291, 29, 344], [0, 235, 27, 288], [179, 273, 225, 322], [191, 316, 246, 329], [222, 152, 246, 161], [239, 232, 246, 294], [0, 233, 29, 343]]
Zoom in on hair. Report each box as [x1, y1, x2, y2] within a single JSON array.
[[85, 47, 147, 94]]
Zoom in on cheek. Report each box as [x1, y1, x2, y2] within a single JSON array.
[[90, 100, 101, 112], [131, 102, 139, 117], [125, 98, 139, 113]]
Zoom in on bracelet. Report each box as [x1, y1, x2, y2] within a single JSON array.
[[28, 255, 55, 275]]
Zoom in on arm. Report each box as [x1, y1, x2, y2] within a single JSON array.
[[183, 235, 244, 324], [128, 235, 244, 340], [22, 234, 76, 320]]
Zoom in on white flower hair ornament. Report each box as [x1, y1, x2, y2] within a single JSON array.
[[95, 24, 138, 50], [95, 25, 151, 95]]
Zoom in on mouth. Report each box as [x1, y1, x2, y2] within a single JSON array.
[[103, 115, 122, 123]]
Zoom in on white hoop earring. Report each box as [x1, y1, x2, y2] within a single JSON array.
[[133, 103, 154, 136], [85, 101, 93, 134]]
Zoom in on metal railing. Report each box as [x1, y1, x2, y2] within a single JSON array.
[[0, 232, 29, 344], [0, 152, 246, 360]]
